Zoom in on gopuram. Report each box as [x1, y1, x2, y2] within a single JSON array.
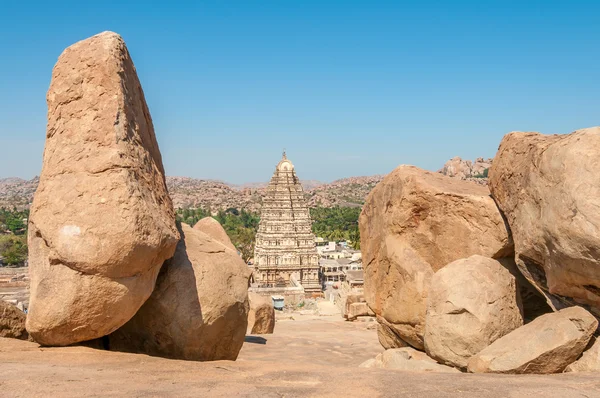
[[252, 152, 321, 293]]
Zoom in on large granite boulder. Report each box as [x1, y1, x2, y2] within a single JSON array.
[[360, 348, 460, 373], [359, 166, 512, 349], [489, 128, 600, 315], [376, 317, 408, 349], [424, 255, 523, 369], [0, 301, 28, 340], [26, 32, 179, 346], [109, 223, 250, 361], [565, 338, 600, 372], [193, 217, 236, 251], [247, 292, 275, 335], [467, 306, 597, 374]]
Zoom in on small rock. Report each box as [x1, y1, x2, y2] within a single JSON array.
[[347, 302, 370, 321], [247, 292, 275, 335], [565, 338, 600, 372], [363, 348, 461, 373], [467, 306, 597, 374], [0, 301, 28, 340]]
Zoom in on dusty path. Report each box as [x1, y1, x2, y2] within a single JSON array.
[[1, 315, 599, 397]]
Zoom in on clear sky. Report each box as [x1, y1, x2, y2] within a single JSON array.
[[1, 1, 599, 183]]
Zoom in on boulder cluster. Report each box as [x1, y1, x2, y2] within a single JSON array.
[[360, 128, 600, 374], [22, 32, 251, 361]]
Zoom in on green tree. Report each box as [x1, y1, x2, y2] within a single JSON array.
[[310, 206, 361, 245], [176, 207, 260, 263], [231, 227, 255, 263], [0, 235, 28, 266]]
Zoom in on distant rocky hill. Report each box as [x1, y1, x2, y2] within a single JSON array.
[[306, 175, 385, 207], [167, 177, 264, 211], [2, 160, 494, 212], [438, 157, 492, 185], [0, 177, 39, 210], [0, 175, 378, 211], [0, 159, 490, 211], [167, 176, 382, 210]]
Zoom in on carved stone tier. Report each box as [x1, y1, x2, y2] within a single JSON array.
[[253, 152, 321, 293]]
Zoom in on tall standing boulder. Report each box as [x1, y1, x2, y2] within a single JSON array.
[[109, 223, 250, 361], [359, 166, 512, 349], [489, 128, 600, 314], [467, 306, 597, 374], [424, 255, 523, 369], [26, 32, 179, 346]]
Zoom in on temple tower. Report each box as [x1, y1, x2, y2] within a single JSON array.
[[253, 152, 321, 292]]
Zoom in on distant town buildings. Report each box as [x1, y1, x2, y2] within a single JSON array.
[[317, 242, 362, 287]]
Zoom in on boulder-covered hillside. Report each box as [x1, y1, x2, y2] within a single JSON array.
[[0, 175, 386, 211], [2, 157, 489, 211]]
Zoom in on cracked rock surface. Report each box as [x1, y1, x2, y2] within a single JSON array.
[[489, 128, 600, 319], [26, 31, 179, 346], [424, 255, 523, 369], [109, 223, 250, 361], [359, 165, 512, 350]]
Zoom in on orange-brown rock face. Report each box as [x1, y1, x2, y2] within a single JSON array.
[[424, 255, 523, 369], [193, 217, 236, 251], [489, 128, 600, 315], [26, 31, 179, 346], [109, 223, 250, 361], [467, 306, 597, 374], [359, 166, 512, 349], [0, 302, 28, 340], [247, 292, 275, 335]]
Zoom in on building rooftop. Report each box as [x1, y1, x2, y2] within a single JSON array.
[[345, 270, 364, 282]]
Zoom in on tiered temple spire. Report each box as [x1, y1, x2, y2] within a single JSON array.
[[253, 153, 320, 292]]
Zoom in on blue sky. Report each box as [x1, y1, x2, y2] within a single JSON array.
[[1, 1, 599, 183]]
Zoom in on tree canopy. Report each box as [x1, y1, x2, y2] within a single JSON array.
[[310, 207, 361, 249], [176, 205, 362, 260], [0, 208, 29, 266]]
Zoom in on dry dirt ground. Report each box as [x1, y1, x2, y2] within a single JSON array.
[[1, 313, 600, 397]]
